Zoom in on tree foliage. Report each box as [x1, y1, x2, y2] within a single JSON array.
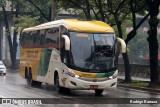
[[14, 16, 40, 28], [1, 0, 158, 84]]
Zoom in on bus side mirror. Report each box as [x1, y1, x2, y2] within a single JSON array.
[[117, 37, 126, 53], [62, 35, 70, 51]]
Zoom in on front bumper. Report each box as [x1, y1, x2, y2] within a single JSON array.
[[0, 69, 6, 74], [63, 76, 117, 90]]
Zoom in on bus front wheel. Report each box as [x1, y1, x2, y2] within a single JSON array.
[[55, 74, 62, 92], [95, 89, 103, 95]]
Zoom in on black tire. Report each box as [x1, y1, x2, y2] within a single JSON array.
[[26, 69, 42, 87], [25, 67, 28, 79], [27, 70, 32, 86], [63, 88, 71, 94], [32, 81, 42, 87], [3, 73, 6, 75], [95, 89, 103, 95], [55, 74, 63, 92]]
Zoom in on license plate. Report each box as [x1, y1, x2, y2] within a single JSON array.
[[90, 85, 98, 90]]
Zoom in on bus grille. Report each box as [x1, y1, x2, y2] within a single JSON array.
[[79, 77, 110, 82]]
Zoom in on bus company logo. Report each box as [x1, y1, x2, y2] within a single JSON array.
[[61, 78, 67, 86], [93, 78, 97, 82]]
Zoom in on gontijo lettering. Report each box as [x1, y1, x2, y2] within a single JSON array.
[[27, 51, 38, 58]]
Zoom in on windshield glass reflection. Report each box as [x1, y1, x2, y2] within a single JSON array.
[[69, 32, 116, 72]]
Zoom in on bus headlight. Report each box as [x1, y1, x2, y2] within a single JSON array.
[[109, 70, 118, 79], [67, 71, 75, 77], [67, 69, 79, 78]]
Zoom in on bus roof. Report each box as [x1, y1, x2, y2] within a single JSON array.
[[22, 19, 114, 33]]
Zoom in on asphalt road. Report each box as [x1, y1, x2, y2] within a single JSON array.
[[0, 69, 160, 107]]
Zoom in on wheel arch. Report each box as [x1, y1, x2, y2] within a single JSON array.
[[54, 70, 59, 85]]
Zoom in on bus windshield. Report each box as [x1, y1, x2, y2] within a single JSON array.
[[69, 32, 116, 72]]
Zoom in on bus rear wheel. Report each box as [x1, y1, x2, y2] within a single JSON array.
[[26, 69, 41, 87], [27, 70, 32, 86], [95, 89, 103, 95]]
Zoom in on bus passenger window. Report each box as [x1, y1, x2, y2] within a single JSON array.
[[40, 35, 45, 45], [45, 28, 59, 49]]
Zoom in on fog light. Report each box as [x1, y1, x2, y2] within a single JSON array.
[[70, 81, 77, 86], [111, 82, 116, 87]]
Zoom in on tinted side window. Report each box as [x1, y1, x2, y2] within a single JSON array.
[[20, 28, 64, 49], [45, 28, 59, 49], [39, 30, 46, 47], [20, 32, 27, 46], [28, 32, 34, 47], [21, 32, 30, 47]]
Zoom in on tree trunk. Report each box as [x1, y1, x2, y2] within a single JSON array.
[[2, 6, 17, 68], [12, 31, 18, 67], [97, 0, 105, 22], [147, 16, 159, 85], [122, 53, 131, 82], [51, 0, 55, 21], [86, 0, 91, 19], [114, 15, 131, 82], [145, 0, 160, 86]]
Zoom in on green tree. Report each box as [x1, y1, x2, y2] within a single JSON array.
[[0, 0, 18, 67], [1, 0, 46, 67], [58, 0, 149, 82], [4, 0, 154, 83], [11, 0, 51, 22]]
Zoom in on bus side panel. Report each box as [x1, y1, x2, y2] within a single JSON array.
[[36, 48, 62, 84], [30, 48, 43, 81], [20, 47, 43, 81], [47, 49, 62, 84], [36, 48, 53, 83], [20, 47, 26, 78]]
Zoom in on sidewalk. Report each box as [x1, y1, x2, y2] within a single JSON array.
[[118, 76, 150, 81], [6, 68, 19, 73], [118, 76, 160, 93]]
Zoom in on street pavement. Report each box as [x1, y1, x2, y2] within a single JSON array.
[[0, 69, 159, 107], [118, 76, 150, 81]]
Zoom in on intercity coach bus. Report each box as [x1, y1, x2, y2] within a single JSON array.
[[20, 19, 126, 95]]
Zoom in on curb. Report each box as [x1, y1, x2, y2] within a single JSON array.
[[118, 84, 160, 93]]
